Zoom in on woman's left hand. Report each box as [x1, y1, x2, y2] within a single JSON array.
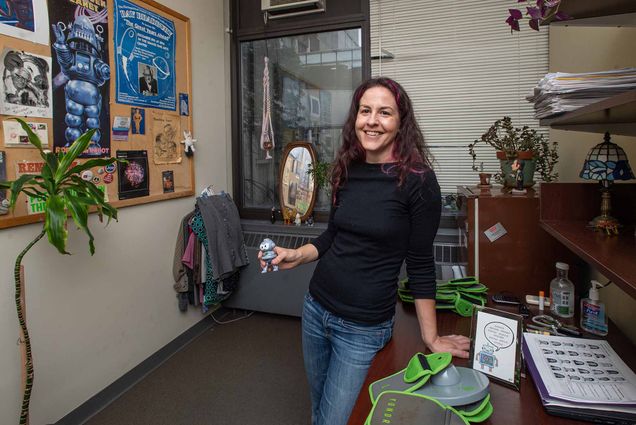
[[426, 334, 471, 359]]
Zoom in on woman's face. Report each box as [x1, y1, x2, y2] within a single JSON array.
[[355, 86, 400, 163]]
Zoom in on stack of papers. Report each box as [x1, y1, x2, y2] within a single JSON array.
[[523, 333, 636, 424], [526, 68, 636, 119]]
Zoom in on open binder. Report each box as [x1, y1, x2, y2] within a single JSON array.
[[522, 333, 636, 425]]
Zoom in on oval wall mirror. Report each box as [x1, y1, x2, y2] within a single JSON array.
[[279, 142, 317, 222]]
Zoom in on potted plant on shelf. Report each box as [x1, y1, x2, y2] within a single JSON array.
[[0, 119, 122, 425], [468, 116, 558, 188], [477, 162, 492, 187]]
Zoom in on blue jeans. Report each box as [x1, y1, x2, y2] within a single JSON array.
[[302, 292, 394, 425]]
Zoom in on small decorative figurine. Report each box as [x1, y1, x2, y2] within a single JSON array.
[[270, 206, 277, 224], [259, 238, 278, 273], [306, 214, 314, 227], [283, 207, 296, 225], [181, 131, 196, 157], [511, 159, 527, 194], [294, 212, 301, 226]]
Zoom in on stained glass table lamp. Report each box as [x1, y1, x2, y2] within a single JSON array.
[[579, 132, 634, 234]]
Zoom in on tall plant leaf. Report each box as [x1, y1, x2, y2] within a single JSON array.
[[14, 118, 44, 154], [62, 158, 119, 181], [9, 174, 39, 208], [55, 129, 96, 181], [63, 192, 95, 255], [44, 195, 69, 254]]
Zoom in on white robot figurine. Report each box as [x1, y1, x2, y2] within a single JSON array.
[[259, 238, 278, 273], [181, 131, 196, 157]]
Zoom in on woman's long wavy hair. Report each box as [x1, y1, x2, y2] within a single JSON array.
[[330, 77, 433, 204]]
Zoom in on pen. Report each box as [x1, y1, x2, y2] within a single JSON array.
[[539, 290, 545, 311]]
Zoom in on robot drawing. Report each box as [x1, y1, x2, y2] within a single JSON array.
[[259, 238, 278, 273], [51, 15, 110, 154], [475, 344, 499, 372]]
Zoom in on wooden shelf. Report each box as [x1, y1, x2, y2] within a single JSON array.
[[540, 220, 636, 299], [540, 89, 636, 136], [542, 0, 636, 25], [539, 183, 636, 300]]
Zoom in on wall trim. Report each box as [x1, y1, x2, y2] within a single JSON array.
[[55, 308, 228, 425]]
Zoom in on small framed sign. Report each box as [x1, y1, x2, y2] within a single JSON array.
[[469, 306, 523, 390]]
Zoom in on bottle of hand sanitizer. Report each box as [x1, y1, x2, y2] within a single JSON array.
[[580, 280, 608, 336]]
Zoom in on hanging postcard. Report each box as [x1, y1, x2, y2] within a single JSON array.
[[117, 150, 149, 199], [114, 0, 176, 111], [151, 112, 180, 164], [0, 49, 52, 117], [0, 0, 49, 45], [48, 0, 111, 158], [2, 120, 49, 147]]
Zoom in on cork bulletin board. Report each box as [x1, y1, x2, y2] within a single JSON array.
[[0, 0, 194, 229]]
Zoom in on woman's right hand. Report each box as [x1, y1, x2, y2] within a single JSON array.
[[258, 246, 303, 271]]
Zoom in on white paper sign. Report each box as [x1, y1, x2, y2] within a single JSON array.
[[484, 222, 507, 242], [3, 120, 48, 147]]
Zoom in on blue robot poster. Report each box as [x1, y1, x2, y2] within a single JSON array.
[[114, 0, 176, 111], [48, 0, 110, 158]]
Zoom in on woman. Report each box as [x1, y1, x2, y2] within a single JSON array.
[[260, 77, 470, 425]]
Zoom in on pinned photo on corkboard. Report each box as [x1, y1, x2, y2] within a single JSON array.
[[162, 170, 174, 193], [0, 49, 52, 118], [151, 112, 181, 164], [117, 150, 149, 200], [131, 107, 145, 134]]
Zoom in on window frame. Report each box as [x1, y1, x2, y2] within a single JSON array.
[[230, 0, 370, 221]]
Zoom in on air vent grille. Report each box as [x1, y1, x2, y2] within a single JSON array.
[[243, 231, 314, 250]]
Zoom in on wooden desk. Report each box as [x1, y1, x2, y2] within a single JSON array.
[[347, 301, 636, 425]]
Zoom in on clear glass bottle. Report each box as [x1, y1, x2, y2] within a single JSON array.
[[550, 262, 575, 318]]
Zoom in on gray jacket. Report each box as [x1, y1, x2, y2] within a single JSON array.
[[195, 193, 249, 279]]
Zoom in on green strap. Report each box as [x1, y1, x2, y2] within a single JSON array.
[[404, 352, 452, 383], [462, 402, 493, 423], [453, 296, 475, 317]]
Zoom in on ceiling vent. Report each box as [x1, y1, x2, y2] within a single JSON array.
[[261, 0, 326, 22]]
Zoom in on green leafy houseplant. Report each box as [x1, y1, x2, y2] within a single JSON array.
[[0, 119, 122, 425], [468, 116, 558, 187], [307, 160, 332, 192]]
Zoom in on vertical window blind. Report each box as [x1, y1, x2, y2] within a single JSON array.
[[370, 0, 549, 192]]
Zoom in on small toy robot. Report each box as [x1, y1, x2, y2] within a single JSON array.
[[475, 344, 499, 372], [181, 131, 196, 157], [259, 238, 278, 273]]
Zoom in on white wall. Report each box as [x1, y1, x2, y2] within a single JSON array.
[[550, 25, 636, 344], [0, 1, 231, 423]]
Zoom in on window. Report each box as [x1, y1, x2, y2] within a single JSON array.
[[238, 28, 363, 216], [370, 0, 549, 192]]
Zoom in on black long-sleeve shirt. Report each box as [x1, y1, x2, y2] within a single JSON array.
[[309, 161, 441, 324]]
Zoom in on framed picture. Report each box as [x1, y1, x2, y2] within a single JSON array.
[[469, 305, 523, 390]]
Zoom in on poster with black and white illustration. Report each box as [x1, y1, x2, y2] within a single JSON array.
[[0, 0, 49, 45], [151, 112, 180, 164], [0, 49, 51, 117], [114, 0, 176, 110], [117, 150, 149, 199], [48, 0, 110, 158]]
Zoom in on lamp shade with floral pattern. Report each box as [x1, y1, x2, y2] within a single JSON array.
[[580, 132, 634, 181]]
